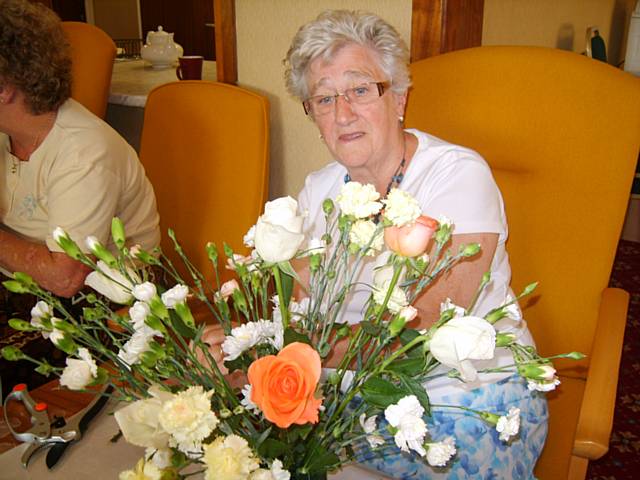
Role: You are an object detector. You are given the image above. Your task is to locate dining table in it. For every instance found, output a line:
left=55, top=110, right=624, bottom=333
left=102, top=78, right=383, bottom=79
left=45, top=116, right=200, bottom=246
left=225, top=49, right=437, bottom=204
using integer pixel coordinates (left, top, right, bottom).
left=106, top=59, right=217, bottom=152
left=0, top=379, right=392, bottom=479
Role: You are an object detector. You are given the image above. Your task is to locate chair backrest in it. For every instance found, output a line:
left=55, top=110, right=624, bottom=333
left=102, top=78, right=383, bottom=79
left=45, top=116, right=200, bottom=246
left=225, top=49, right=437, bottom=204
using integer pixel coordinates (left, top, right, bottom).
left=61, top=22, right=116, bottom=118
left=139, top=81, right=270, bottom=281
left=405, top=46, right=640, bottom=372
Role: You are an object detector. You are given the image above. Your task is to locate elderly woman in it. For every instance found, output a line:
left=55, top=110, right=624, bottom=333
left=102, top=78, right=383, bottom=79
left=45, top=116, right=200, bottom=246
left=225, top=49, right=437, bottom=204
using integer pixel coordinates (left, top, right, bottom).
left=284, top=10, right=548, bottom=479
left=0, top=0, right=159, bottom=297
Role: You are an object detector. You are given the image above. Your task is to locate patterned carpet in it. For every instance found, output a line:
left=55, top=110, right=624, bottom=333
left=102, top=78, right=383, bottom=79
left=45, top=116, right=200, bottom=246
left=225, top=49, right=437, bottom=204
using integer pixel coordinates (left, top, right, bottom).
left=587, top=239, right=640, bottom=479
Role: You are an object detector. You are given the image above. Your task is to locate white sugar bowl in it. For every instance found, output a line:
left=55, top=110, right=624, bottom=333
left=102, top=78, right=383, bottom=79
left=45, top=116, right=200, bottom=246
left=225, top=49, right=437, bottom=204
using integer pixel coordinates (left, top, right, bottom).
left=141, top=26, right=183, bottom=69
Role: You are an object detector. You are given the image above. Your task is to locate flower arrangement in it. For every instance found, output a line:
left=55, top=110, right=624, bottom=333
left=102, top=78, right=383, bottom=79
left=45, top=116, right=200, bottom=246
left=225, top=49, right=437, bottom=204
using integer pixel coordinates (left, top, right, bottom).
left=1, top=183, right=582, bottom=480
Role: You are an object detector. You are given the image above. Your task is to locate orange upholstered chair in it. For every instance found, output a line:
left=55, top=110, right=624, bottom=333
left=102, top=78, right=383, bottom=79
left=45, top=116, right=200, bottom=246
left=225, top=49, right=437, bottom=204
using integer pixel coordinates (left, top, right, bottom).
left=61, top=22, right=116, bottom=118
left=139, top=81, right=270, bottom=281
left=405, top=46, right=640, bottom=479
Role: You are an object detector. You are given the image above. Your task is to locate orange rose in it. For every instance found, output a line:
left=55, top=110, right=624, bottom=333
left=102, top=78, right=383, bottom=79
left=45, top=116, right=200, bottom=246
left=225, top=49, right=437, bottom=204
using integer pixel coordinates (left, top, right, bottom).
left=384, top=215, right=439, bottom=257
left=248, top=342, right=322, bottom=428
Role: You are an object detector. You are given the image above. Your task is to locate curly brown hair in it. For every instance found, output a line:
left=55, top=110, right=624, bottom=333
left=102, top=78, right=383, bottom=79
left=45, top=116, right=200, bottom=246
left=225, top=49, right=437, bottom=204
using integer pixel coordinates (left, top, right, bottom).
left=0, top=0, right=71, bottom=114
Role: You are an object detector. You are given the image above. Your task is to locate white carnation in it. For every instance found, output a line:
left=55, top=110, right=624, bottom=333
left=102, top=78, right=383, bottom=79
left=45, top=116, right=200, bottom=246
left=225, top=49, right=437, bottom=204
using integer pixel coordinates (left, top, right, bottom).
left=439, top=298, right=466, bottom=318
left=59, top=348, right=98, bottom=390
left=203, top=434, right=260, bottom=480
left=527, top=378, right=561, bottom=392
left=426, top=437, right=456, bottom=467
left=240, top=384, right=260, bottom=415
left=496, top=407, right=521, bottom=442
left=132, top=282, right=157, bottom=303
left=222, top=322, right=264, bottom=361
left=359, top=413, right=385, bottom=448
left=384, top=395, right=427, bottom=456
left=129, top=301, right=151, bottom=329
left=161, top=284, right=189, bottom=308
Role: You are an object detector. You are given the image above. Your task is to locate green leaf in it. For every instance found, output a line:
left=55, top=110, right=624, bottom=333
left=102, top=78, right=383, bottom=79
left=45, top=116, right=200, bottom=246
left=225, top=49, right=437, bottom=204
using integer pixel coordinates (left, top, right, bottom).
left=284, top=328, right=311, bottom=346
left=35, top=361, right=55, bottom=377
left=396, top=373, right=431, bottom=415
left=360, top=376, right=407, bottom=408
left=359, top=321, right=381, bottom=337
left=278, top=264, right=294, bottom=309
left=399, top=329, right=423, bottom=358
left=169, top=311, right=196, bottom=339
left=386, top=356, right=427, bottom=376
left=304, top=445, right=341, bottom=474
left=257, top=438, right=288, bottom=459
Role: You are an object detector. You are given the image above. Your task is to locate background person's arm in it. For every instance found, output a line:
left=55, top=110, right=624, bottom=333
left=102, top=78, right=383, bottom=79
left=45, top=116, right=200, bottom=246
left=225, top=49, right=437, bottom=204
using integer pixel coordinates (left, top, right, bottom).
left=0, top=227, right=91, bottom=297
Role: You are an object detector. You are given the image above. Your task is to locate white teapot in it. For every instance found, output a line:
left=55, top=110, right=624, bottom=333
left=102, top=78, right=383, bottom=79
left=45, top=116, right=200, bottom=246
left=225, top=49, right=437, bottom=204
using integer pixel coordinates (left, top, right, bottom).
left=141, top=26, right=183, bottom=69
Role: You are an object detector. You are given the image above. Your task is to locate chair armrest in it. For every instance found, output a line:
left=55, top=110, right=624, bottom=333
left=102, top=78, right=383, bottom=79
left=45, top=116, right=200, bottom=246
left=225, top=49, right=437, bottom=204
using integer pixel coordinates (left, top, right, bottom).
left=573, top=287, right=629, bottom=459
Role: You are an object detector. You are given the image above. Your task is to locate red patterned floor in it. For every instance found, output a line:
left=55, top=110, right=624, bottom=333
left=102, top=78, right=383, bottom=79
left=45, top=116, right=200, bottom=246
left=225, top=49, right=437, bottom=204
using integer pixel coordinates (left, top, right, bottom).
left=587, top=240, right=640, bottom=479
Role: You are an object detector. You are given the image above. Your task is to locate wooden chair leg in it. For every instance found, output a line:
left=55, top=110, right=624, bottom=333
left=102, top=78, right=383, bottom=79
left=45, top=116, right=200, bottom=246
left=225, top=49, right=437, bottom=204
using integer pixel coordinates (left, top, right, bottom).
left=567, top=455, right=588, bottom=480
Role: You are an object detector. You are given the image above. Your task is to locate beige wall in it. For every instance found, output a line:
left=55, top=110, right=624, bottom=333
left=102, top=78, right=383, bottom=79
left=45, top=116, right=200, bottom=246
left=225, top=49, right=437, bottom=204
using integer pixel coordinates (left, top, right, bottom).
left=482, top=0, right=637, bottom=66
left=237, top=0, right=632, bottom=199
left=236, top=0, right=412, bottom=199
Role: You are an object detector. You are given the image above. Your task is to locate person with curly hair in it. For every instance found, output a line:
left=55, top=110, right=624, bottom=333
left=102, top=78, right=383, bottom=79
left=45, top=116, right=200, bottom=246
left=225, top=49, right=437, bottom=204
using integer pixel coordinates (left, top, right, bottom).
left=0, top=0, right=160, bottom=297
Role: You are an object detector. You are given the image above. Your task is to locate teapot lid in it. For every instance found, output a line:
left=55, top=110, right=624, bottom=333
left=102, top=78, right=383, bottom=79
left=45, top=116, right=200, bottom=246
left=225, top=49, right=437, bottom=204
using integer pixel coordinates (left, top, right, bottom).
left=147, top=26, right=172, bottom=40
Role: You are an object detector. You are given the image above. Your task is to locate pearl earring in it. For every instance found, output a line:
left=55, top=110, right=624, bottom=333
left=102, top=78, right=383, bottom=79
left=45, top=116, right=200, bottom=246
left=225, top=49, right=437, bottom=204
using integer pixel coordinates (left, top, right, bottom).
left=398, top=115, right=404, bottom=123
left=319, top=134, right=324, bottom=140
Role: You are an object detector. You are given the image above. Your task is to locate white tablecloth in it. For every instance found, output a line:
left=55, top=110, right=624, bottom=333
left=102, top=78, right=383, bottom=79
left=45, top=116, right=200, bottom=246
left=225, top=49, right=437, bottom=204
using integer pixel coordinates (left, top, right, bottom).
left=0, top=402, right=391, bottom=479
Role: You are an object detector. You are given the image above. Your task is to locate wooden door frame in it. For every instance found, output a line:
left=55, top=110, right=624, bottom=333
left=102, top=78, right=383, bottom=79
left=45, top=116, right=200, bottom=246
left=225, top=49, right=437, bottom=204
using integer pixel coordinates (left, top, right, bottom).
left=213, top=0, right=484, bottom=84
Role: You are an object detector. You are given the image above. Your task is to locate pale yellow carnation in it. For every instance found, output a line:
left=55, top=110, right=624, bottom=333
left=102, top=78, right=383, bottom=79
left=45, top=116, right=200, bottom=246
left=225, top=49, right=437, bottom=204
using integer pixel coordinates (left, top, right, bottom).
left=382, top=189, right=421, bottom=226
left=158, top=386, right=218, bottom=453
left=119, top=458, right=163, bottom=480
left=336, top=182, right=382, bottom=218
left=349, top=220, right=383, bottom=254
left=203, top=435, right=260, bottom=480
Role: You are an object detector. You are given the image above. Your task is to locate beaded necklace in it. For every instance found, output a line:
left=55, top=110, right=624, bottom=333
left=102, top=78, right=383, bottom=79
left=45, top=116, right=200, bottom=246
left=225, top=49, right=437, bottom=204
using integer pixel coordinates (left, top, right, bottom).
left=343, top=136, right=408, bottom=195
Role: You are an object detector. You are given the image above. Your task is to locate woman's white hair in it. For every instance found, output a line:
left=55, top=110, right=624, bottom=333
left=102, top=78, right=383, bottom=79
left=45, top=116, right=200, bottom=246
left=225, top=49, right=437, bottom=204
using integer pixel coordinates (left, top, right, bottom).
left=284, top=10, right=411, bottom=101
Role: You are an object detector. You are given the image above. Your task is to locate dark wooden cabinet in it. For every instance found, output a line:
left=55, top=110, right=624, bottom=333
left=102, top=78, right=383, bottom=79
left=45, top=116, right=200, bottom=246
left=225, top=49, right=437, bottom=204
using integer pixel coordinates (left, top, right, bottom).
left=140, top=0, right=215, bottom=60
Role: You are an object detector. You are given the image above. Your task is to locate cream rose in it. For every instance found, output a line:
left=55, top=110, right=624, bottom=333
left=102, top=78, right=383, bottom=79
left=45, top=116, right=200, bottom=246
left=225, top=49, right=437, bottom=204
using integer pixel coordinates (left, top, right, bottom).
left=254, top=197, right=305, bottom=263
left=429, top=316, right=496, bottom=382
left=114, top=386, right=173, bottom=450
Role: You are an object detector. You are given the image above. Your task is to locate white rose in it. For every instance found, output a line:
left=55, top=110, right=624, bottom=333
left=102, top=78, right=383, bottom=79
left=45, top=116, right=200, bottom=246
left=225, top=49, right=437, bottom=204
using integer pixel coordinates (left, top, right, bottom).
left=133, top=282, right=157, bottom=303
left=59, top=348, right=98, bottom=390
left=84, top=261, right=136, bottom=304
left=161, top=284, right=189, bottom=308
left=114, top=386, right=173, bottom=449
left=336, top=182, right=382, bottom=218
left=244, top=224, right=256, bottom=247
left=429, top=316, right=496, bottom=382
left=382, top=188, right=422, bottom=226
left=254, top=197, right=305, bottom=263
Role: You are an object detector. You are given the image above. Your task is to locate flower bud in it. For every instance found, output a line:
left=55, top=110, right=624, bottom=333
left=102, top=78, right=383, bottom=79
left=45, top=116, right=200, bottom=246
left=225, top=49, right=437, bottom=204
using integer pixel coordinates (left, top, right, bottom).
left=111, top=218, right=126, bottom=249
left=53, top=227, right=83, bottom=260
left=2, top=280, right=29, bottom=294
left=460, top=243, right=481, bottom=257
left=85, top=236, right=117, bottom=267
left=495, top=332, right=516, bottom=347
left=8, top=319, right=36, bottom=331
left=1, top=346, right=25, bottom=361
left=322, top=199, right=334, bottom=215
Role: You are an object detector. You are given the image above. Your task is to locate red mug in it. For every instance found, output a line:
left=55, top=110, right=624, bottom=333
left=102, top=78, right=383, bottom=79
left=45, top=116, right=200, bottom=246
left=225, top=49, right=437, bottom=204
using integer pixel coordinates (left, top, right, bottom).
left=176, top=56, right=204, bottom=80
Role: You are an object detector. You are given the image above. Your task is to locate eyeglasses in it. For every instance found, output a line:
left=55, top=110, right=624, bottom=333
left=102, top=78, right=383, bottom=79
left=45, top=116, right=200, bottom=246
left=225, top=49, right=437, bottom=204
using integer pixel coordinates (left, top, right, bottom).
left=302, top=81, right=390, bottom=116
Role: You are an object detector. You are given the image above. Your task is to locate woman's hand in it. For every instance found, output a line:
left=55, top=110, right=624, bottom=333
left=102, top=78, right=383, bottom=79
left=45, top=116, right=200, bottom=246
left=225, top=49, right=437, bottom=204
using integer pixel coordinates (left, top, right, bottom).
left=193, top=323, right=228, bottom=375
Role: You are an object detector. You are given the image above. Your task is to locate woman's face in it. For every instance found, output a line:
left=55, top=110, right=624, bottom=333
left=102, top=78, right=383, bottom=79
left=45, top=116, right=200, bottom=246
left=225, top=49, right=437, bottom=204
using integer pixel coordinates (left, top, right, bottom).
left=305, top=43, right=406, bottom=173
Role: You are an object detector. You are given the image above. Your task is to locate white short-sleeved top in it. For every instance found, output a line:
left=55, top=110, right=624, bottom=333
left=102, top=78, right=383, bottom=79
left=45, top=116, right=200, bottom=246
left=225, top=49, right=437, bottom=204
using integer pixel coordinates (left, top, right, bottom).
left=0, top=99, right=160, bottom=255
left=298, top=130, right=533, bottom=394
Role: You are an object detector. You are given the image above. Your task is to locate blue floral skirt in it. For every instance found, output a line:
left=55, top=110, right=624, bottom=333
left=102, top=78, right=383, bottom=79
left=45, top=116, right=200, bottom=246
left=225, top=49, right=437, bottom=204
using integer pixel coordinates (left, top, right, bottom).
left=355, top=375, right=548, bottom=479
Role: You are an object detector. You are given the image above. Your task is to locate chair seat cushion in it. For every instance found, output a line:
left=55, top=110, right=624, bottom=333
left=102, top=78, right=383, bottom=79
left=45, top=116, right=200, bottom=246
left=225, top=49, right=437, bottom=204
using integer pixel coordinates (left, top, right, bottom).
left=534, top=375, right=585, bottom=479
